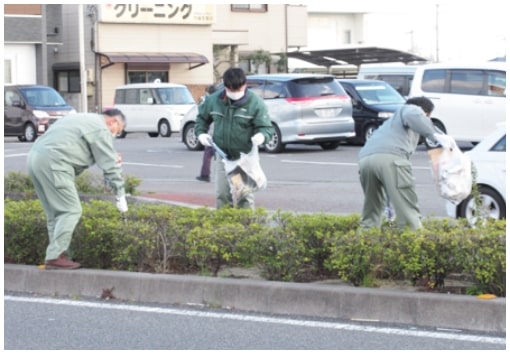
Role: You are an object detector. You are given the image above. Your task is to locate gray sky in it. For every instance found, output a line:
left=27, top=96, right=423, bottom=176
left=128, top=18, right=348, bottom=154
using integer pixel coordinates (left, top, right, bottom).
left=305, top=1, right=507, bottom=61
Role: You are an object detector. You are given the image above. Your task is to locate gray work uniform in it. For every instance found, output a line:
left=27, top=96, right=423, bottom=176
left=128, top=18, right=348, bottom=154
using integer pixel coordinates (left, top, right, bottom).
left=27, top=113, right=125, bottom=261
left=358, top=104, right=437, bottom=230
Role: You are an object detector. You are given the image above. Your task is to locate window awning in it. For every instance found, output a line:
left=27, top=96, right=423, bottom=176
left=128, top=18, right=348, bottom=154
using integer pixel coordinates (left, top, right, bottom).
left=52, top=62, right=80, bottom=71
left=286, top=46, right=427, bottom=67
left=99, top=52, right=209, bottom=70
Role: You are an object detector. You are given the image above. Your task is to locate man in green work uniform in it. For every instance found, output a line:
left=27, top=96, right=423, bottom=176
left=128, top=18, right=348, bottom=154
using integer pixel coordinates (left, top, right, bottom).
left=27, top=108, right=128, bottom=269
left=358, top=96, right=455, bottom=230
left=194, top=67, right=274, bottom=209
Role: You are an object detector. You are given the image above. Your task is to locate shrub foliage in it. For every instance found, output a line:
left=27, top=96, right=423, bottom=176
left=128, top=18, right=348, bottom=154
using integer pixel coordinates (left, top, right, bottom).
left=4, top=198, right=506, bottom=297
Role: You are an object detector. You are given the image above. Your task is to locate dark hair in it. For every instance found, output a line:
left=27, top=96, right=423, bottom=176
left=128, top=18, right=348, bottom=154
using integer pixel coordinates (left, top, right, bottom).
left=405, top=96, right=434, bottom=114
left=102, top=108, right=125, bottom=123
left=222, top=68, right=246, bottom=90
left=206, top=84, right=217, bottom=95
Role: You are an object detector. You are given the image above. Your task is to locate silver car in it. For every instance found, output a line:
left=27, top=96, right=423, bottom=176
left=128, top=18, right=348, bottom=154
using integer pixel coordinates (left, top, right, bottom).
left=181, top=74, right=355, bottom=153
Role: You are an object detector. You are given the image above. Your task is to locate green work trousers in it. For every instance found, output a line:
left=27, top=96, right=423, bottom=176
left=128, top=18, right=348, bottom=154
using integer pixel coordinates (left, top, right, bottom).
left=27, top=149, right=82, bottom=261
left=359, top=153, right=422, bottom=230
left=214, top=154, right=254, bottom=210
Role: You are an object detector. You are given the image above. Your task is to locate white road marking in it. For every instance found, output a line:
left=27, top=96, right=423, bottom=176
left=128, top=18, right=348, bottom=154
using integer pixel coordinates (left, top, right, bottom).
left=3, top=153, right=182, bottom=169
left=280, top=159, right=432, bottom=170
left=122, top=162, right=183, bottom=168
left=4, top=296, right=504, bottom=345
left=4, top=153, right=28, bottom=158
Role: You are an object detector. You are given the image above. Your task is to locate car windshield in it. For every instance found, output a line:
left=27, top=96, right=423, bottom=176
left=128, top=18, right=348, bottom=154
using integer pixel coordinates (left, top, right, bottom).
left=19, top=87, right=67, bottom=107
left=156, top=87, right=195, bottom=105
left=355, top=83, right=405, bottom=105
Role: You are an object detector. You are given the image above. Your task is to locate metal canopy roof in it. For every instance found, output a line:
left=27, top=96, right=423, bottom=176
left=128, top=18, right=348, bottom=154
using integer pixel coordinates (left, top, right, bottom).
left=100, top=52, right=209, bottom=70
left=286, top=46, right=427, bottom=67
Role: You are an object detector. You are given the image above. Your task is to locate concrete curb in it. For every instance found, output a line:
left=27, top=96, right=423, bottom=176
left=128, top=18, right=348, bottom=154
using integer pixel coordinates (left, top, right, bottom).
left=4, top=264, right=505, bottom=335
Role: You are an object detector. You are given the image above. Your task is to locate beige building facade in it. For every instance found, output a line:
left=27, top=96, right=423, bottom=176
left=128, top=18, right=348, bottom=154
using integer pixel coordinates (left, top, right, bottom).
left=59, top=4, right=308, bottom=111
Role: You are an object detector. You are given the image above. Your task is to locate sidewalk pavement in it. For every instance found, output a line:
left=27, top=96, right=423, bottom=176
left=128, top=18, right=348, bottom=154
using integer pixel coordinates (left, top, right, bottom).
left=4, top=196, right=506, bottom=335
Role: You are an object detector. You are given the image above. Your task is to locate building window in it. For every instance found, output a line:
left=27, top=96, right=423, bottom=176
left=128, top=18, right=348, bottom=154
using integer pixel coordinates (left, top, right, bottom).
left=231, top=4, right=267, bottom=12
left=4, top=59, right=12, bottom=84
left=127, top=71, right=168, bottom=84
left=344, top=30, right=351, bottom=44
left=56, top=70, right=80, bottom=93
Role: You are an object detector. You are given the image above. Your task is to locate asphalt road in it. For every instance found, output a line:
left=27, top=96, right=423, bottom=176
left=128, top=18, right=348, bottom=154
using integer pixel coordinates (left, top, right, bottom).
left=4, top=293, right=504, bottom=350
left=4, top=134, right=474, bottom=217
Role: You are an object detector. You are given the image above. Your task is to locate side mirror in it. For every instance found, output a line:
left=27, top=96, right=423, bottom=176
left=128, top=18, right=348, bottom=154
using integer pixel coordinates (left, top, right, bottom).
left=11, top=100, right=23, bottom=108
left=352, top=99, right=362, bottom=110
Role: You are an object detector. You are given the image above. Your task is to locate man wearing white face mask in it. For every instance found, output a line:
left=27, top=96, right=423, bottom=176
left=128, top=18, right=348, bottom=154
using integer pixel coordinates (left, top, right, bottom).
left=27, top=109, right=128, bottom=269
left=195, top=67, right=274, bottom=209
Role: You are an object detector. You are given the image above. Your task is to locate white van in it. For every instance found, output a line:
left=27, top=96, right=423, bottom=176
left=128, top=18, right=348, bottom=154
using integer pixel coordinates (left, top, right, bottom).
left=357, top=64, right=418, bottom=97
left=409, top=62, right=506, bottom=146
left=113, top=82, right=196, bottom=138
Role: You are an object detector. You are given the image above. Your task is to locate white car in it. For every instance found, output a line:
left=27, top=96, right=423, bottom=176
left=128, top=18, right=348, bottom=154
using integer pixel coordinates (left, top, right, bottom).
left=446, top=124, right=506, bottom=225
left=113, top=82, right=196, bottom=138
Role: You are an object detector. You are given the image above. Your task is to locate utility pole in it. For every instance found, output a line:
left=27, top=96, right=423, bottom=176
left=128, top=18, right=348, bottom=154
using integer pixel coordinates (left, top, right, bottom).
left=435, top=4, right=439, bottom=62
left=406, top=30, right=415, bottom=53
left=79, top=4, right=88, bottom=112
left=41, top=4, right=48, bottom=85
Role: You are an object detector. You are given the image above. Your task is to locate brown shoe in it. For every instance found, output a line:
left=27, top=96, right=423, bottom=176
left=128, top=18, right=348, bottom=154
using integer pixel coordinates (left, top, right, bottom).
left=45, top=254, right=81, bottom=270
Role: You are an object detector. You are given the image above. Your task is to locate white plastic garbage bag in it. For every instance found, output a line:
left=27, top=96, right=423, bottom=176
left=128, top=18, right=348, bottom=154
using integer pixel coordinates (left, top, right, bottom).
left=428, top=145, right=472, bottom=205
left=223, top=144, right=267, bottom=202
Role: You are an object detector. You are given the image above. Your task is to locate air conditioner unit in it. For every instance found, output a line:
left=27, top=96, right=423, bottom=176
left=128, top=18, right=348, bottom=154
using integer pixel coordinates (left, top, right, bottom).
left=86, top=69, right=94, bottom=82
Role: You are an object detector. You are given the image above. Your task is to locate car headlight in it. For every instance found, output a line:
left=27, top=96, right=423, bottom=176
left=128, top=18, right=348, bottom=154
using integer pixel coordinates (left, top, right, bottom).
left=32, top=110, right=50, bottom=119
left=37, top=118, right=49, bottom=132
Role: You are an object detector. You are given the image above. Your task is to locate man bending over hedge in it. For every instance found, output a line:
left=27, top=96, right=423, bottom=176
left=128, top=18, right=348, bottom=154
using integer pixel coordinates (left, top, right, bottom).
left=27, top=108, right=128, bottom=269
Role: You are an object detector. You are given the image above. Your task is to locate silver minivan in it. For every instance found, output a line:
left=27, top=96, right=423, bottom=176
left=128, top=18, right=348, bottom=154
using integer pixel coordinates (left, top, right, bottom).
left=113, top=82, right=196, bottom=138
left=181, top=74, right=355, bottom=153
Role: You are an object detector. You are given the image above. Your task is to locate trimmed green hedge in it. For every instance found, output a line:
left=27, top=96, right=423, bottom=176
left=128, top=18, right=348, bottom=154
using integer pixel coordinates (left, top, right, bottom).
left=4, top=170, right=142, bottom=196
left=4, top=198, right=506, bottom=297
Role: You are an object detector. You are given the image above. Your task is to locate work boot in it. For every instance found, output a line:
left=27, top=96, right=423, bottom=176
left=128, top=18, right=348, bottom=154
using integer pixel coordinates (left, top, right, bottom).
left=196, top=175, right=210, bottom=182
left=45, top=254, right=81, bottom=270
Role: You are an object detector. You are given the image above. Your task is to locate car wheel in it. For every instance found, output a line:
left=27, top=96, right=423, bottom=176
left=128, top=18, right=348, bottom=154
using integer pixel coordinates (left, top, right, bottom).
left=148, top=132, right=159, bottom=138
left=183, top=123, right=204, bottom=151
left=116, top=130, right=127, bottom=139
left=319, top=141, right=341, bottom=150
left=458, top=186, right=506, bottom=225
left=264, top=124, right=284, bottom=153
left=158, top=120, right=171, bottom=137
left=17, top=136, right=27, bottom=142
left=363, top=124, right=378, bottom=143
left=424, top=120, right=446, bottom=149
left=23, top=123, right=36, bottom=142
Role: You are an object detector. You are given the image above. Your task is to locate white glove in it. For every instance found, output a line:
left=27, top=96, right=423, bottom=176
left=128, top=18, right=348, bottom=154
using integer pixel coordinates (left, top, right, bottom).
left=115, top=195, right=128, bottom=213
left=198, top=134, right=212, bottom=147
left=433, top=133, right=456, bottom=150
left=251, top=132, right=265, bottom=146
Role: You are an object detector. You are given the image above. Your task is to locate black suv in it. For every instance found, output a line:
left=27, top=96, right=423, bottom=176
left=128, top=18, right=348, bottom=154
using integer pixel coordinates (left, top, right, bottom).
left=338, top=79, right=405, bottom=144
